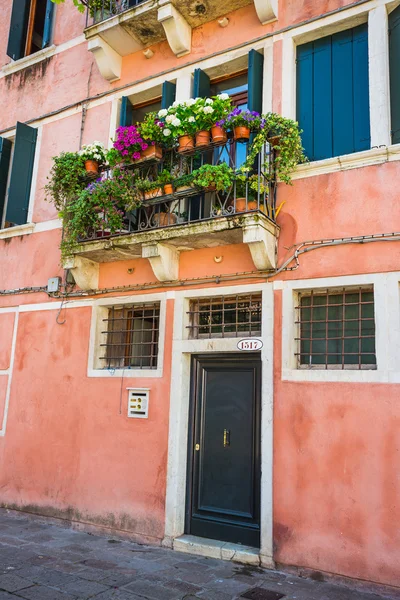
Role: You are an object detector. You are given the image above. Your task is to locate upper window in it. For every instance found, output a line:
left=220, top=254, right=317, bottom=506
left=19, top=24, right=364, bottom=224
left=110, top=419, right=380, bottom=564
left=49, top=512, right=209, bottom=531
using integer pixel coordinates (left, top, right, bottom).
left=296, top=24, right=371, bottom=162
left=7, top=0, right=55, bottom=62
left=0, top=123, right=37, bottom=229
left=389, top=5, right=400, bottom=144
left=295, top=288, right=376, bottom=369
left=101, top=303, right=160, bottom=370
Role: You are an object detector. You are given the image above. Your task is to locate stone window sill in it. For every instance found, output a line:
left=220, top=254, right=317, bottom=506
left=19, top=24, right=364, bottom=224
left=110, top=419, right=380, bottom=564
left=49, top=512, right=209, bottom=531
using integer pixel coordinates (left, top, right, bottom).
left=291, top=144, right=400, bottom=180
left=0, top=223, right=35, bottom=240
left=1, top=46, right=56, bottom=77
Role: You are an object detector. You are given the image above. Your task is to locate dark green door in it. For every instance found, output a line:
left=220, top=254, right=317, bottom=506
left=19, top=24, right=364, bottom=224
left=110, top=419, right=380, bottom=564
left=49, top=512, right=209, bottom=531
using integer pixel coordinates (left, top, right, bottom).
left=187, top=354, right=261, bottom=547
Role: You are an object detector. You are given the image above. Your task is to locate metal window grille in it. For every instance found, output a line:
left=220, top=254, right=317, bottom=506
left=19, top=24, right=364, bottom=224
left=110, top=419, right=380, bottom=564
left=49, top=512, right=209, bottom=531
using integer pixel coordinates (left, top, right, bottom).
left=187, top=294, right=262, bottom=339
left=100, top=303, right=160, bottom=369
left=295, top=288, right=376, bottom=369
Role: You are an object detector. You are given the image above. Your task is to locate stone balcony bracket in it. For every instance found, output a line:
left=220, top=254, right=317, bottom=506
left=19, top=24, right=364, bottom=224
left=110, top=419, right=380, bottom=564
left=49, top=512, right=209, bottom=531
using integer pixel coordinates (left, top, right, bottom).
left=157, top=2, right=192, bottom=58
left=87, top=36, right=122, bottom=82
left=142, top=241, right=180, bottom=281
left=253, top=0, right=278, bottom=24
left=63, top=256, right=100, bottom=291
left=242, top=215, right=278, bottom=270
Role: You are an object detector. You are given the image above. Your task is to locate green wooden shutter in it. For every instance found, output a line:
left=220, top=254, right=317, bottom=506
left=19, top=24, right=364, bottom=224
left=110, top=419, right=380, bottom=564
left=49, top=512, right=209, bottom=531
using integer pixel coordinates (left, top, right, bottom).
left=6, top=123, right=37, bottom=226
left=42, top=0, right=55, bottom=48
left=296, top=43, right=314, bottom=161
left=7, top=0, right=30, bottom=61
left=297, top=24, right=370, bottom=161
left=193, top=68, right=210, bottom=98
left=0, top=138, right=12, bottom=225
left=248, top=49, right=264, bottom=114
left=389, top=6, right=400, bottom=144
left=161, top=81, right=176, bottom=110
left=313, top=37, right=333, bottom=161
left=120, top=96, right=134, bottom=127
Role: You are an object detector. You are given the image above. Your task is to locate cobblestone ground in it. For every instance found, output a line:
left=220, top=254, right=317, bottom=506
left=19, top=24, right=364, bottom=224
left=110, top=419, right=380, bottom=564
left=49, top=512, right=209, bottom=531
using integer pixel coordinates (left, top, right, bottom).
left=0, top=509, right=398, bottom=600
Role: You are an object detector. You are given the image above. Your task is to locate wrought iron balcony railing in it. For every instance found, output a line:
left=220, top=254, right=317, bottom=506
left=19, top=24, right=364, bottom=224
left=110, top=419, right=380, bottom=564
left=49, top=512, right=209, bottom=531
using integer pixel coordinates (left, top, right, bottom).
left=78, top=138, right=277, bottom=244
left=85, top=0, right=147, bottom=26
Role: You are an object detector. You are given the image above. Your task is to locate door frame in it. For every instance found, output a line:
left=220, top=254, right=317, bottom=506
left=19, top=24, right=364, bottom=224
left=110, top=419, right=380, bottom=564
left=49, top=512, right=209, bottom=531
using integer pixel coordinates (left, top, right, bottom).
left=163, top=283, right=274, bottom=566
left=185, top=353, right=262, bottom=546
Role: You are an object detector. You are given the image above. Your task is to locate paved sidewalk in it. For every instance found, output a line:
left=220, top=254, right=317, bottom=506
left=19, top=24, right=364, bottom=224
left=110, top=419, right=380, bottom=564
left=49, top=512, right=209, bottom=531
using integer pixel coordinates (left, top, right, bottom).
left=0, top=509, right=397, bottom=600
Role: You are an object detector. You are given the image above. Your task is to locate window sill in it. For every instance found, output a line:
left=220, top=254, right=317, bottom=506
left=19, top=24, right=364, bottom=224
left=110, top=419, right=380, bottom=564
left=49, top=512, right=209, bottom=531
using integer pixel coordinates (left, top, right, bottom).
left=87, top=367, right=163, bottom=378
left=291, top=144, right=400, bottom=180
left=1, top=45, right=56, bottom=77
left=0, top=223, right=35, bottom=239
left=282, top=367, right=394, bottom=383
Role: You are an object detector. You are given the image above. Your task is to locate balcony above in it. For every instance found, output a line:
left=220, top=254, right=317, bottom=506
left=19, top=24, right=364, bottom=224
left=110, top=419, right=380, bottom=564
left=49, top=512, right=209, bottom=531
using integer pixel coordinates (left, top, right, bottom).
left=84, top=0, right=278, bottom=81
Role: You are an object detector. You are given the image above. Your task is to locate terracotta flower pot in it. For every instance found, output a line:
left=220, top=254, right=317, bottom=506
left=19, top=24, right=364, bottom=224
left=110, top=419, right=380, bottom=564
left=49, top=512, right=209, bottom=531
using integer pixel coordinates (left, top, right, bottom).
left=235, top=197, right=257, bottom=212
left=153, top=212, right=177, bottom=227
left=267, top=135, right=281, bottom=147
left=85, top=159, right=99, bottom=174
left=164, top=183, right=173, bottom=195
left=178, top=135, right=195, bottom=153
left=211, top=125, right=227, bottom=144
left=141, top=145, right=163, bottom=160
left=144, top=187, right=162, bottom=201
left=195, top=130, right=211, bottom=147
left=233, top=126, right=251, bottom=142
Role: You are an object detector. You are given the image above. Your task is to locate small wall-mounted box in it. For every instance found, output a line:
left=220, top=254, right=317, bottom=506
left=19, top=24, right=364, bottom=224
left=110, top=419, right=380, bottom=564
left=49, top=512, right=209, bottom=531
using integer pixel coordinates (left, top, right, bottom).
left=127, top=388, right=149, bottom=419
left=47, top=277, right=61, bottom=293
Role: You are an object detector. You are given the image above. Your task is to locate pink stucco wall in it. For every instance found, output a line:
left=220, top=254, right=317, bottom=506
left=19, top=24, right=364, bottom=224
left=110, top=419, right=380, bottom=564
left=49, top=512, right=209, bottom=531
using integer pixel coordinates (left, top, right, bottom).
left=0, top=0, right=399, bottom=589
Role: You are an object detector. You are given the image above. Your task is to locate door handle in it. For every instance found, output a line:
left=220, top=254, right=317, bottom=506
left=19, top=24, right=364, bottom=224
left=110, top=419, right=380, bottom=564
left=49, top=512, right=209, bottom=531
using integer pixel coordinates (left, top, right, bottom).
left=223, top=429, right=230, bottom=448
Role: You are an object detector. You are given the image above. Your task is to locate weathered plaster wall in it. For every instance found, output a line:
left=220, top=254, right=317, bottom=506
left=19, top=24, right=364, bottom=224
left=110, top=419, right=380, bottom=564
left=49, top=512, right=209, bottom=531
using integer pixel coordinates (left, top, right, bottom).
left=273, top=289, right=400, bottom=588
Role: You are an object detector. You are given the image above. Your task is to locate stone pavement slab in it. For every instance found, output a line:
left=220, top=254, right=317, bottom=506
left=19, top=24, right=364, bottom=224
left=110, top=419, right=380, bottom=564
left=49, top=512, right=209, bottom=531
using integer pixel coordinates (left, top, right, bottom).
left=0, top=508, right=398, bottom=600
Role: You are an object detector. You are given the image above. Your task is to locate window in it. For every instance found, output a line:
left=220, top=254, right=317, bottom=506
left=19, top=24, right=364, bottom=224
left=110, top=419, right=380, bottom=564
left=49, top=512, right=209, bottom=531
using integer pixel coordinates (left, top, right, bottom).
left=187, top=294, right=262, bottom=339
left=389, top=5, right=400, bottom=144
left=296, top=24, right=370, bottom=161
left=101, top=303, right=160, bottom=369
left=0, top=123, right=38, bottom=229
left=295, top=288, right=376, bottom=369
left=119, top=81, right=176, bottom=127
left=7, top=0, right=55, bottom=62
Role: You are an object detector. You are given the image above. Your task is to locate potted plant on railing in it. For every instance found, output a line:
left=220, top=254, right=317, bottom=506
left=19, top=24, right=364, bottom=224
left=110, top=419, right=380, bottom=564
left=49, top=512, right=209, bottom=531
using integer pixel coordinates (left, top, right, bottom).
left=112, top=125, right=148, bottom=164
left=137, top=112, right=166, bottom=160
left=158, top=169, right=174, bottom=195
left=241, top=113, right=305, bottom=185
left=135, top=177, right=163, bottom=201
left=218, top=108, right=262, bottom=142
left=59, top=169, right=140, bottom=258
left=173, top=173, right=196, bottom=193
left=78, top=141, right=107, bottom=174
left=158, top=100, right=198, bottom=152
left=45, top=151, right=87, bottom=214
left=209, top=94, right=233, bottom=143
left=192, top=163, right=234, bottom=192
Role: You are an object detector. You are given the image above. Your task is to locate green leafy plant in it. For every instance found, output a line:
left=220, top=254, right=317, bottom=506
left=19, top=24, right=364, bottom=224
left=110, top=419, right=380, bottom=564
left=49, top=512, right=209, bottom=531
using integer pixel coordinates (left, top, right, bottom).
left=157, top=169, right=173, bottom=185
left=174, top=173, right=195, bottom=189
left=60, top=170, right=141, bottom=257
left=50, top=0, right=117, bottom=18
left=135, top=178, right=162, bottom=193
left=138, top=112, right=167, bottom=146
left=241, top=114, right=305, bottom=184
left=192, top=163, right=234, bottom=192
left=44, top=151, right=87, bottom=213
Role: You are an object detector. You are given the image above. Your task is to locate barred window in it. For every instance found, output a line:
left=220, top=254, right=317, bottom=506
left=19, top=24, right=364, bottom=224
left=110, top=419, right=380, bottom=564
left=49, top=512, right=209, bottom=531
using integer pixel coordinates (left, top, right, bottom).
left=295, top=288, right=376, bottom=369
left=100, top=303, right=160, bottom=369
left=187, top=294, right=262, bottom=339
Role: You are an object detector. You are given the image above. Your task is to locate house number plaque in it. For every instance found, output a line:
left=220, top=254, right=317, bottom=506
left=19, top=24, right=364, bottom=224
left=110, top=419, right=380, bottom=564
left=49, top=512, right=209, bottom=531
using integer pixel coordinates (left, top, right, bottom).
left=237, top=338, right=263, bottom=351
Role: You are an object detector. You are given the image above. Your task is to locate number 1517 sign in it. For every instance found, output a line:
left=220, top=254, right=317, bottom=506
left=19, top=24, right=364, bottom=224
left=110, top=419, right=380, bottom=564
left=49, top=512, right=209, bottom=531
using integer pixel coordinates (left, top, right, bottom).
left=237, top=338, right=263, bottom=351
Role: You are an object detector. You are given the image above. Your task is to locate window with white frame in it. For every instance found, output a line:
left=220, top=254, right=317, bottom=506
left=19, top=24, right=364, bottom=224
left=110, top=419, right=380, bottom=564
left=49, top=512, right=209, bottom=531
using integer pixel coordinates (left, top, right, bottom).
left=295, top=287, right=376, bottom=369
left=100, top=303, right=160, bottom=370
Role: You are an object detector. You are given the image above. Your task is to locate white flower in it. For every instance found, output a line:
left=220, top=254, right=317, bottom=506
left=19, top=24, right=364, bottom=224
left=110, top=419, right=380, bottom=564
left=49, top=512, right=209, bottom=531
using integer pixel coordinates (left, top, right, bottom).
left=186, top=98, right=196, bottom=106
left=165, top=114, right=175, bottom=124
left=217, top=93, right=229, bottom=100
left=203, top=106, right=214, bottom=114
left=188, top=116, right=195, bottom=123
left=205, top=98, right=213, bottom=104
left=163, top=128, right=172, bottom=136
left=158, top=109, right=168, bottom=117
left=172, top=118, right=181, bottom=127
left=172, top=100, right=180, bottom=108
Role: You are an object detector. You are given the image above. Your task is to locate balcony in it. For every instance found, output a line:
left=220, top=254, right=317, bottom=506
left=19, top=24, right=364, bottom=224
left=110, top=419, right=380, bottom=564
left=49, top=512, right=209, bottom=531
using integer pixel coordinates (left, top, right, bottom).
left=84, top=0, right=278, bottom=80
left=65, top=139, right=279, bottom=288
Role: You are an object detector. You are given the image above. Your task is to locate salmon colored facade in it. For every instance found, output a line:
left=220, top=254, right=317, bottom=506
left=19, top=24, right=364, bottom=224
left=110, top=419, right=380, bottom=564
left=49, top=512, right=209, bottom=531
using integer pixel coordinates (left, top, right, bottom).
left=1, top=0, right=400, bottom=591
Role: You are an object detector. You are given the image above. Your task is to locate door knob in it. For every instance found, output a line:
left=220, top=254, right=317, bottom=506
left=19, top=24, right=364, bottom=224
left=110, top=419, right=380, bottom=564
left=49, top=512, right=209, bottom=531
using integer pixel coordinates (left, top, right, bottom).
left=223, top=429, right=230, bottom=448
left=195, top=444, right=200, bottom=451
